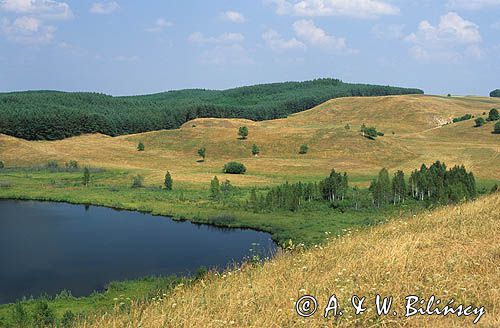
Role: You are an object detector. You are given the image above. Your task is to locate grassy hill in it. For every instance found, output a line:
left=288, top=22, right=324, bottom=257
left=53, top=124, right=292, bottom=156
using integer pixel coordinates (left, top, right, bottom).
left=0, top=79, right=423, bottom=140
left=1, top=94, right=499, bottom=184
left=79, top=192, right=500, bottom=327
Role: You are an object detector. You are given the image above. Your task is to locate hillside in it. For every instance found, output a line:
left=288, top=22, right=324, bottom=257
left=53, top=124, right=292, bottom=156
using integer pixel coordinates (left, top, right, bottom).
left=79, top=192, right=500, bottom=327
left=0, top=79, right=423, bottom=140
left=1, top=95, right=499, bottom=184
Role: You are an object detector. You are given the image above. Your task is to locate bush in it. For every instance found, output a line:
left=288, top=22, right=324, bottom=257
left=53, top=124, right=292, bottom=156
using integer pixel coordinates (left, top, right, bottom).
left=494, top=121, right=500, bottom=134
left=137, top=142, right=145, bottom=151
left=487, top=108, right=499, bottom=121
left=10, top=302, right=29, bottom=328
left=452, top=113, right=472, bottom=123
left=223, top=162, right=246, bottom=174
left=0, top=160, right=4, bottom=169
left=132, top=175, right=144, bottom=188
left=251, top=144, right=260, bottom=156
left=32, top=301, right=55, bottom=328
left=299, top=144, right=308, bottom=154
left=47, top=160, right=59, bottom=169
left=61, top=310, right=76, bottom=328
left=474, top=117, right=486, bottom=127
left=238, top=126, right=249, bottom=139
left=65, top=160, right=78, bottom=169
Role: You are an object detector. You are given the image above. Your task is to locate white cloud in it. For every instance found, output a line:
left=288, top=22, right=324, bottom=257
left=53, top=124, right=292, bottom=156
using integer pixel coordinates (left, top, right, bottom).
left=0, top=0, right=73, bottom=20
left=145, top=18, right=173, bottom=32
left=266, top=0, right=399, bottom=19
left=406, top=12, right=482, bottom=61
left=262, top=29, right=306, bottom=52
left=199, top=44, right=253, bottom=66
left=447, top=0, right=500, bottom=10
left=188, top=32, right=245, bottom=44
left=220, top=10, right=246, bottom=23
left=1, top=16, right=55, bottom=44
left=293, top=19, right=354, bottom=53
left=89, top=1, right=119, bottom=15
left=371, top=24, right=404, bottom=40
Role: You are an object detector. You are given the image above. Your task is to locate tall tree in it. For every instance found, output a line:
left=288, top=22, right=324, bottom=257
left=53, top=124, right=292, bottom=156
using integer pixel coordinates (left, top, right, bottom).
left=391, top=170, right=407, bottom=205
left=210, top=176, right=221, bottom=200
left=82, top=167, right=91, bottom=187
left=252, top=144, right=260, bottom=156
left=164, top=171, right=173, bottom=190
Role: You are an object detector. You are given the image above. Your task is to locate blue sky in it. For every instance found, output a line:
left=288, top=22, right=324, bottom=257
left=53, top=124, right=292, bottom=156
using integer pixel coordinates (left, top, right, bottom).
left=0, top=0, right=499, bottom=95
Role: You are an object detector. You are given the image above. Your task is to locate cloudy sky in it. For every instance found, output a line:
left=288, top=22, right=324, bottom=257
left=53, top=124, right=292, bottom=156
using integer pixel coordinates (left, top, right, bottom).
left=0, top=0, right=499, bottom=95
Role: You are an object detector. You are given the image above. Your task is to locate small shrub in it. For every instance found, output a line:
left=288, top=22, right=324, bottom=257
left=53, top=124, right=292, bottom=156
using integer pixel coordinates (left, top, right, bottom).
left=32, top=301, right=55, bottom=328
left=47, top=160, right=59, bottom=169
left=452, top=114, right=472, bottom=123
left=238, top=126, right=249, bottom=139
left=299, top=144, right=308, bottom=154
left=223, top=162, right=246, bottom=174
left=207, top=214, right=236, bottom=225
left=137, top=142, right=145, bottom=151
left=61, top=310, right=76, bottom=328
left=0, top=160, right=4, bottom=169
left=487, top=108, right=500, bottom=121
left=131, top=175, right=144, bottom=188
left=164, top=171, right=173, bottom=190
left=10, top=302, right=29, bottom=328
left=251, top=144, right=260, bottom=156
left=494, top=121, right=500, bottom=134
left=197, top=147, right=206, bottom=162
left=474, top=117, right=486, bottom=127
left=65, top=160, right=78, bottom=169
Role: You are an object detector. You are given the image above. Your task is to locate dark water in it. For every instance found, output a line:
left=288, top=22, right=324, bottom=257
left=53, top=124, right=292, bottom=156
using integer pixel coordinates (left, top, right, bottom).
left=0, top=200, right=276, bottom=304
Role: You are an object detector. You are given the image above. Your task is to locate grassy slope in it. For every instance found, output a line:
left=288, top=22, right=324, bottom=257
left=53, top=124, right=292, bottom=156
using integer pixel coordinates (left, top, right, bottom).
left=1, top=94, right=499, bottom=185
left=80, top=192, right=500, bottom=328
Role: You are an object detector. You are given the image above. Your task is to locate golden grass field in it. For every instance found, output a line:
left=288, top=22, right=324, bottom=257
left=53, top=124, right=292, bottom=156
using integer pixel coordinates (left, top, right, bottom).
left=78, top=191, right=500, bottom=328
left=1, top=95, right=499, bottom=187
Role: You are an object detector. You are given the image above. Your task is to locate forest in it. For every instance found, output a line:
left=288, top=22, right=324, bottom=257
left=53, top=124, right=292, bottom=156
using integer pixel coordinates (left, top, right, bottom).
left=0, top=79, right=423, bottom=140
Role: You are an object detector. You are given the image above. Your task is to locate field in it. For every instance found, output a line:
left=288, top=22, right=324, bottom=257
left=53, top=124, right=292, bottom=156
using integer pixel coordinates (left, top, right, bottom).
left=79, top=192, right=500, bottom=327
left=0, top=94, right=499, bottom=326
left=1, top=95, right=499, bottom=187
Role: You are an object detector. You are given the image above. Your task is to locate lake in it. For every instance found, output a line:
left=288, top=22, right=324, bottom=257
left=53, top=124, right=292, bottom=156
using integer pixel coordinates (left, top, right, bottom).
left=0, top=200, right=276, bottom=304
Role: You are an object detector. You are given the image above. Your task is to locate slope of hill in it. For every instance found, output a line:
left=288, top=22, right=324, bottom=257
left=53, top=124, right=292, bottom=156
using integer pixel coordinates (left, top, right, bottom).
left=79, top=192, right=500, bottom=328
left=1, top=95, right=498, bottom=183
left=0, top=79, right=423, bottom=140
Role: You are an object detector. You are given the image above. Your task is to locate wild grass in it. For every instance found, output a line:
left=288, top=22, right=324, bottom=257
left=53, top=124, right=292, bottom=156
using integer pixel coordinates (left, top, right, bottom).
left=78, top=192, right=500, bottom=328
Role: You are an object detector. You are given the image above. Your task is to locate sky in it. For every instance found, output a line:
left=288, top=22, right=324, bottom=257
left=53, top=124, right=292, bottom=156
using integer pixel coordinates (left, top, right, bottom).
left=0, top=0, right=499, bottom=96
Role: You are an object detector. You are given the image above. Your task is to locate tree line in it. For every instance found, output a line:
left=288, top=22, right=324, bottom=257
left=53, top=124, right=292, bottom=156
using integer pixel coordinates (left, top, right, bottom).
left=0, top=79, right=423, bottom=140
left=246, top=161, right=479, bottom=212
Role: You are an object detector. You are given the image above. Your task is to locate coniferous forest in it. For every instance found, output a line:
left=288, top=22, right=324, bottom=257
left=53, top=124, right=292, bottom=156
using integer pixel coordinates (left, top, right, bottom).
left=0, top=78, right=423, bottom=140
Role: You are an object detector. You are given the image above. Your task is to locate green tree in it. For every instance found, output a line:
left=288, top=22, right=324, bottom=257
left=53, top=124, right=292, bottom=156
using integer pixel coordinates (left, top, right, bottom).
left=487, top=108, right=499, bottom=121
left=164, top=171, right=173, bottom=190
left=474, top=117, right=486, bottom=127
left=251, top=144, right=260, bottom=156
left=10, top=302, right=29, bottom=328
left=131, top=175, right=144, bottom=188
left=220, top=179, right=233, bottom=198
left=490, top=89, right=500, bottom=97
left=32, top=301, right=55, bottom=328
left=494, top=121, right=500, bottom=134
left=238, top=126, right=249, bottom=139
left=223, top=162, right=246, bottom=174
left=82, top=167, right=91, bottom=187
left=137, top=142, right=145, bottom=151
left=370, top=168, right=391, bottom=207
left=299, top=144, right=308, bottom=154
left=391, top=170, right=407, bottom=205
left=210, top=176, right=221, bottom=200
left=197, top=147, right=206, bottom=161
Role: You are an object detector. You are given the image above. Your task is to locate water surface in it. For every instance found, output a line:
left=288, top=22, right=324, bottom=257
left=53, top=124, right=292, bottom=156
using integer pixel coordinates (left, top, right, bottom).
left=0, top=200, right=276, bottom=304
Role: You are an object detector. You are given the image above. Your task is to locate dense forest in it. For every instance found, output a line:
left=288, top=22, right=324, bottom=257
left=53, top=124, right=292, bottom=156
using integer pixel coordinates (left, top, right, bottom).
left=0, top=79, right=423, bottom=140
left=491, top=89, right=500, bottom=97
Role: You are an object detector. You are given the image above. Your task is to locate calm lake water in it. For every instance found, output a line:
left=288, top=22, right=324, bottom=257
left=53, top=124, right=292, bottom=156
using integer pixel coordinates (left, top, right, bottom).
left=0, top=200, right=276, bottom=304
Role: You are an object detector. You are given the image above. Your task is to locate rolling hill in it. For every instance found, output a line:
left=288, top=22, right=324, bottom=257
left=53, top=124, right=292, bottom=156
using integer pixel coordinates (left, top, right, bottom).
left=0, top=79, right=423, bottom=140
left=1, top=94, right=499, bottom=185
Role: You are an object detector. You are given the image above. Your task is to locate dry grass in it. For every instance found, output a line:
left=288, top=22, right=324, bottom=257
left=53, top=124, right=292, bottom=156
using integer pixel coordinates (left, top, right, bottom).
left=79, top=193, right=500, bottom=328
left=1, top=95, right=499, bottom=187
